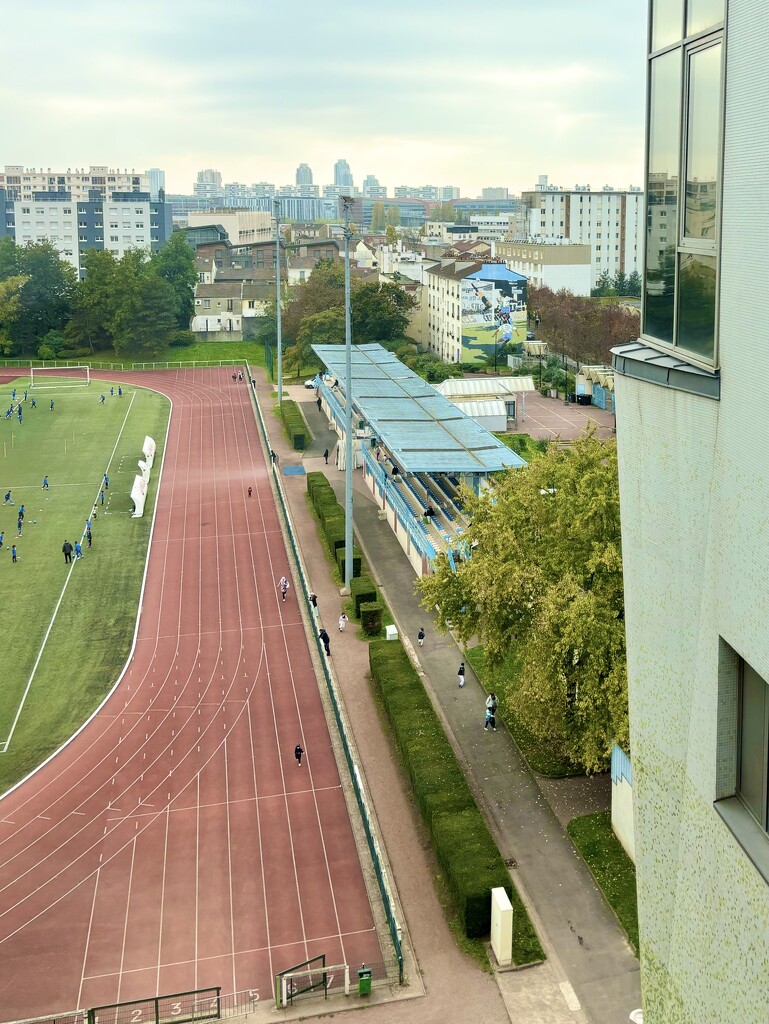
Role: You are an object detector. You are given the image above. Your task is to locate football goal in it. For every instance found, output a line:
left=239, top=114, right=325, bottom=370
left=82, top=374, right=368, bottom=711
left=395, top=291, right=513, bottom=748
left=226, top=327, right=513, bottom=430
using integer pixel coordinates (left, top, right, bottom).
left=29, top=365, right=91, bottom=388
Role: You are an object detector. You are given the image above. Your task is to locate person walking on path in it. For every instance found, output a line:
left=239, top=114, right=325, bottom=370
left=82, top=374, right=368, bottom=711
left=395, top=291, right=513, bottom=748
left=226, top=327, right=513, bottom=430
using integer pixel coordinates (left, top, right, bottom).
left=74, top=540, right=82, bottom=560
left=309, top=592, right=318, bottom=617
left=458, top=662, right=465, bottom=688
left=270, top=449, right=280, bottom=467
left=323, top=448, right=329, bottom=465
left=316, top=396, right=322, bottom=412
left=338, top=613, right=348, bottom=632
left=11, top=544, right=17, bottom=563
left=62, top=540, right=73, bottom=564
left=279, top=575, right=290, bottom=602
left=418, top=627, right=425, bottom=647
left=42, top=475, right=49, bottom=489
left=318, top=628, right=331, bottom=656
left=295, top=744, right=304, bottom=766
left=486, top=692, right=498, bottom=714
left=484, top=707, right=497, bottom=731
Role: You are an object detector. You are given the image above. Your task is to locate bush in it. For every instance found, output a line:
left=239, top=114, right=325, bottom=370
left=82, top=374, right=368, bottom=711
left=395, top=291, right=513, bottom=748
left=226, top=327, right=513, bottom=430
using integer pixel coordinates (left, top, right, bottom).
left=360, top=601, right=383, bottom=636
left=368, top=639, right=540, bottom=951
left=336, top=546, right=362, bottom=580
left=350, top=576, right=377, bottom=618
left=169, top=329, right=195, bottom=347
left=280, top=399, right=306, bottom=450
left=323, top=515, right=345, bottom=554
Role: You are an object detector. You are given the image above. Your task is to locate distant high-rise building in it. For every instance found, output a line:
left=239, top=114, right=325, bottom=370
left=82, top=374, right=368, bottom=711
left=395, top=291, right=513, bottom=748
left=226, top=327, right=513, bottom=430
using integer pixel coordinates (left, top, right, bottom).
left=363, top=174, right=387, bottom=199
left=194, top=169, right=224, bottom=201
left=0, top=164, right=150, bottom=202
left=481, top=187, right=509, bottom=200
left=441, top=186, right=461, bottom=201
left=146, top=168, right=166, bottom=200
left=334, top=159, right=353, bottom=188
left=296, top=163, right=313, bottom=185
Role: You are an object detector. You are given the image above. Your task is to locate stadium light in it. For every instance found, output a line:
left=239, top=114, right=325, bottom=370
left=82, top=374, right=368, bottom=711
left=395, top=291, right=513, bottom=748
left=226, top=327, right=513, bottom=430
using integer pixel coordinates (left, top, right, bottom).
left=341, top=195, right=355, bottom=591
left=274, top=198, right=283, bottom=406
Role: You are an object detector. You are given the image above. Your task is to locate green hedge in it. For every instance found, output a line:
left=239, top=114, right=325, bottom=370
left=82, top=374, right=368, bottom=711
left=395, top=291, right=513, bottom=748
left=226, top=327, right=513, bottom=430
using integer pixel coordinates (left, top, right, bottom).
left=360, top=601, right=383, bottom=636
left=336, top=546, right=362, bottom=580
left=280, top=399, right=307, bottom=450
left=350, top=576, right=377, bottom=618
left=369, top=639, right=543, bottom=959
left=324, top=515, right=346, bottom=554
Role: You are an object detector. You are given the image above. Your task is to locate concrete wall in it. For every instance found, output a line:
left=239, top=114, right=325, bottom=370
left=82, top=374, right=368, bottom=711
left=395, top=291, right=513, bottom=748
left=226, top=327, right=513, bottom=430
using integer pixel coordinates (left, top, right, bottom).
left=611, top=776, right=636, bottom=863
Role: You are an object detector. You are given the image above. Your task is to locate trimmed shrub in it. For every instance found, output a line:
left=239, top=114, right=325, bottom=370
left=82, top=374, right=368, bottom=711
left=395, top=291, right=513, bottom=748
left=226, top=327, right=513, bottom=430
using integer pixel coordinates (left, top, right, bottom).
left=350, top=576, right=377, bottom=618
left=324, top=515, right=346, bottom=554
left=369, top=639, right=539, bottom=950
left=280, top=399, right=307, bottom=450
left=360, top=601, right=383, bottom=636
left=336, top=546, right=362, bottom=580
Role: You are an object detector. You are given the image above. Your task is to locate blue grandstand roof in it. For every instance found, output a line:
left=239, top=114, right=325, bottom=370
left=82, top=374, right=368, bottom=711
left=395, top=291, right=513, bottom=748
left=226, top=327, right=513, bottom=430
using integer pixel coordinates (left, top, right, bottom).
left=467, top=264, right=528, bottom=283
left=311, top=343, right=526, bottom=474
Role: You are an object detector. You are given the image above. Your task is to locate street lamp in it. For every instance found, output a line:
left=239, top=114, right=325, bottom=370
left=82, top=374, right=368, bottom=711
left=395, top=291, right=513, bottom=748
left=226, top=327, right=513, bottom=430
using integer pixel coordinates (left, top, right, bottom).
left=341, top=195, right=355, bottom=592
left=274, top=198, right=283, bottom=406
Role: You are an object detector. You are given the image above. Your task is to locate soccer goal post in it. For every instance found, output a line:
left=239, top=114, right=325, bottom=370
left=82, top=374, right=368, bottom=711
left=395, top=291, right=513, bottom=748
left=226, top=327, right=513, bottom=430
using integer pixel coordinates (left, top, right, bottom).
left=29, top=365, right=91, bottom=388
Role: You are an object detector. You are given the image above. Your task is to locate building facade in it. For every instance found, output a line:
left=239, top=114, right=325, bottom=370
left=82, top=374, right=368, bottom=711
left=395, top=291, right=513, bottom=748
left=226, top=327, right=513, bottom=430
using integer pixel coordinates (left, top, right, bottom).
left=193, top=169, right=224, bottom=202
left=1, top=165, right=151, bottom=202
left=185, top=209, right=273, bottom=245
left=612, top=2, right=769, bottom=1021
left=521, top=176, right=643, bottom=288
left=295, top=163, right=313, bottom=185
left=333, top=158, right=353, bottom=188
left=4, top=189, right=172, bottom=276
left=494, top=240, right=592, bottom=296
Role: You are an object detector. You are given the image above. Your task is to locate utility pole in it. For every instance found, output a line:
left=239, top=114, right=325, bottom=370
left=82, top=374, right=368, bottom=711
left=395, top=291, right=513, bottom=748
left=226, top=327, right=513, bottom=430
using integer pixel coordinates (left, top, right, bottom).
left=274, top=198, right=283, bottom=406
left=341, top=196, right=355, bottom=591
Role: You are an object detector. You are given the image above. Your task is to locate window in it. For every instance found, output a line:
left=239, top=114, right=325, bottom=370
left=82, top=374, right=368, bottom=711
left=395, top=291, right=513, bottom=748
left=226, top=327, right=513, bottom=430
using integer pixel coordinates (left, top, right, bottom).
left=739, top=661, right=769, bottom=831
left=203, top=299, right=211, bottom=309
left=643, top=5, right=723, bottom=364
left=110, top=235, right=118, bottom=242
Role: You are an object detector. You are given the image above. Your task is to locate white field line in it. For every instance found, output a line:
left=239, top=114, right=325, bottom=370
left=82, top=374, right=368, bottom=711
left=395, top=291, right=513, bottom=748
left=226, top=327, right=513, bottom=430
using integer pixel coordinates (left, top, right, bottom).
left=0, top=392, right=139, bottom=754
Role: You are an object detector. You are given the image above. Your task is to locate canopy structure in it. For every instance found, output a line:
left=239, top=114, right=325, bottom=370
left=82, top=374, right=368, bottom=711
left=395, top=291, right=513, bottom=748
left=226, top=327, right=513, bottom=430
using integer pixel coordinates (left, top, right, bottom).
left=312, top=343, right=525, bottom=474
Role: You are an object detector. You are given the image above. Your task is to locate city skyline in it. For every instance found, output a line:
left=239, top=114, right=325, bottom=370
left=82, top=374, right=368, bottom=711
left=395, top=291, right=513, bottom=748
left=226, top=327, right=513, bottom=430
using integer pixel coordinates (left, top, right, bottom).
left=1, top=0, right=647, bottom=197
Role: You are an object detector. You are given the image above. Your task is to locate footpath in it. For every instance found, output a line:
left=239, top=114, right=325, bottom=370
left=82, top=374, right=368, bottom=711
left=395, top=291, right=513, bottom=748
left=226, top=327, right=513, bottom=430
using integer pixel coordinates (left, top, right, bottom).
left=257, top=375, right=641, bottom=1024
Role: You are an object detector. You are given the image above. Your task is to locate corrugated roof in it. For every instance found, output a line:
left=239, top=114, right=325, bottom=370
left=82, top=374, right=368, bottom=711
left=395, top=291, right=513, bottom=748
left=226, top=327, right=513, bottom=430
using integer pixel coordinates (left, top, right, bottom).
left=451, top=399, right=507, bottom=418
left=311, top=343, right=526, bottom=474
left=436, top=376, right=536, bottom=398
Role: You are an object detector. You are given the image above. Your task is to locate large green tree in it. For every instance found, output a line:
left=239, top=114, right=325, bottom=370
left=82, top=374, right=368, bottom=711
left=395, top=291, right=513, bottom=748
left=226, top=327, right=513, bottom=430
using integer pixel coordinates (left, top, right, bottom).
left=418, top=433, right=627, bottom=772
left=66, top=249, right=120, bottom=352
left=151, top=231, right=197, bottom=328
left=281, top=259, right=345, bottom=342
left=0, top=275, right=28, bottom=355
left=111, top=269, right=177, bottom=359
left=352, top=281, right=416, bottom=342
left=3, top=241, right=76, bottom=354
left=370, top=202, right=387, bottom=233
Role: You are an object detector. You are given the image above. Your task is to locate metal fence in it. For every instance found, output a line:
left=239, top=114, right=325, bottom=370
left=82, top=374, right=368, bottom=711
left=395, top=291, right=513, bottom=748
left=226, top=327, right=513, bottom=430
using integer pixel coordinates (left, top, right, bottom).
left=86, top=989, right=220, bottom=1024
left=245, top=363, right=404, bottom=983
left=0, top=359, right=124, bottom=370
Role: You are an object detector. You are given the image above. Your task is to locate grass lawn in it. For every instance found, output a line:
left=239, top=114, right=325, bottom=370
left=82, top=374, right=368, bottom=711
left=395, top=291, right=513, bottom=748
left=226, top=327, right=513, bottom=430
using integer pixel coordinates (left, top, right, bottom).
left=38, top=340, right=269, bottom=369
left=0, top=374, right=170, bottom=793
left=494, top=432, right=549, bottom=462
left=464, top=644, right=583, bottom=778
left=567, top=811, right=639, bottom=955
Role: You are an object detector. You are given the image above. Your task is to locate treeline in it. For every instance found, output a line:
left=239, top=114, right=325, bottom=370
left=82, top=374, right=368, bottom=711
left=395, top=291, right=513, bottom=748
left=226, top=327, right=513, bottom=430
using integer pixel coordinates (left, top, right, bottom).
left=0, top=233, right=196, bottom=360
left=591, top=268, right=642, bottom=298
left=528, top=286, right=639, bottom=365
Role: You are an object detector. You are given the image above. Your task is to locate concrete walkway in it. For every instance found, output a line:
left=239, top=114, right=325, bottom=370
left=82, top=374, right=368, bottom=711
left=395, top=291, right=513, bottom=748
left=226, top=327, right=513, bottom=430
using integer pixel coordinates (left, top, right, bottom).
left=257, top=378, right=641, bottom=1024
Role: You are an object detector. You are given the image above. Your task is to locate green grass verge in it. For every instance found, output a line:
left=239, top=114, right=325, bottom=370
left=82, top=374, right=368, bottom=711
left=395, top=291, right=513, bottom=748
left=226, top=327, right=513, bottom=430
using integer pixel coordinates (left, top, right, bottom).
left=63, top=340, right=267, bottom=368
left=567, top=811, right=639, bottom=955
left=464, top=645, right=582, bottom=778
left=0, top=377, right=170, bottom=793
left=369, top=639, right=543, bottom=963
left=493, top=432, right=550, bottom=462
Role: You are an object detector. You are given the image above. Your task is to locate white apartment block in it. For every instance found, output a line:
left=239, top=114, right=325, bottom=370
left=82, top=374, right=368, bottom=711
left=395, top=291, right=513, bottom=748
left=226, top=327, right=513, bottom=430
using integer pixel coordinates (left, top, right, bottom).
left=521, top=176, right=643, bottom=288
left=494, top=240, right=592, bottom=296
left=612, top=2, right=769, bottom=1021
left=469, top=215, right=517, bottom=242
left=425, top=261, right=464, bottom=363
left=185, top=210, right=273, bottom=245
left=1, top=165, right=151, bottom=203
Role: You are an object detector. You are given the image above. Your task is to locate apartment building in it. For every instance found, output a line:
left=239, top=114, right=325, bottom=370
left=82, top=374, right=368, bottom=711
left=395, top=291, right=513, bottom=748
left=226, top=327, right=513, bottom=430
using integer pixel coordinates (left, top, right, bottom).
left=2, top=188, right=172, bottom=276
left=521, top=175, right=643, bottom=288
left=612, top=2, right=769, bottom=1021
left=0, top=165, right=152, bottom=203
left=185, top=209, right=273, bottom=245
left=495, top=240, right=592, bottom=296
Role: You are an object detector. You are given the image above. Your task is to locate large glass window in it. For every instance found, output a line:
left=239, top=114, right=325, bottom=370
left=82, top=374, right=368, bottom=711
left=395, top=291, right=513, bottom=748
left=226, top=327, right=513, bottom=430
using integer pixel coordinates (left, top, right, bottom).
left=651, top=0, right=683, bottom=51
left=686, top=0, right=724, bottom=36
left=684, top=43, right=721, bottom=241
left=677, top=252, right=716, bottom=357
left=644, top=50, right=681, bottom=345
left=739, top=663, right=769, bottom=831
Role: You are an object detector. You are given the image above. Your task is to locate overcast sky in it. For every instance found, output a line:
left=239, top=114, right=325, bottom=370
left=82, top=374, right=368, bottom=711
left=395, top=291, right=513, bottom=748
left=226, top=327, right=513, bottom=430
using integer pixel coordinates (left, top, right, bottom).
left=1, top=0, right=648, bottom=196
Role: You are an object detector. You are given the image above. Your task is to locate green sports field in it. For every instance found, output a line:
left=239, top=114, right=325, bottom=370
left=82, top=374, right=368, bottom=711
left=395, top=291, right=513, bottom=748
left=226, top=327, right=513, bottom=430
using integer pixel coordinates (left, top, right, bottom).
left=0, top=373, right=170, bottom=793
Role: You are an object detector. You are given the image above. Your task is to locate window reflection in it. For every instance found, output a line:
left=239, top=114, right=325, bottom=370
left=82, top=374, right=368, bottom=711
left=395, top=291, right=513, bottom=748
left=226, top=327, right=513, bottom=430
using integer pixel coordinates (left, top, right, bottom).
left=644, top=51, right=681, bottom=344
left=677, top=252, right=716, bottom=359
left=651, top=0, right=683, bottom=51
left=687, top=0, right=725, bottom=36
left=684, top=44, right=721, bottom=240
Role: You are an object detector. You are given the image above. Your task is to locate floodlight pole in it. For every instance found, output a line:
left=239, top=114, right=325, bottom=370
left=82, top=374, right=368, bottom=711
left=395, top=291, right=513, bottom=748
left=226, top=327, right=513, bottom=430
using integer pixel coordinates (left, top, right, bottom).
left=274, top=198, right=283, bottom=406
left=341, top=196, right=355, bottom=591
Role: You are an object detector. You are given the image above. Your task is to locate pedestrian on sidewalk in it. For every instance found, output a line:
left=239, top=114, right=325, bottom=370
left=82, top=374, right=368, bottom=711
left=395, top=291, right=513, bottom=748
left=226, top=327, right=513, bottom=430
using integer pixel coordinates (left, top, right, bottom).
left=318, top=628, right=330, bottom=656
left=484, top=707, right=496, bottom=731
left=279, top=575, right=290, bottom=602
left=309, top=592, right=318, bottom=616
left=486, top=692, right=498, bottom=714
left=338, top=613, right=348, bottom=632
left=323, top=448, right=329, bottom=464
left=417, top=627, right=425, bottom=647
left=457, top=662, right=465, bottom=688
left=295, top=744, right=304, bottom=766
left=316, top=396, right=322, bottom=412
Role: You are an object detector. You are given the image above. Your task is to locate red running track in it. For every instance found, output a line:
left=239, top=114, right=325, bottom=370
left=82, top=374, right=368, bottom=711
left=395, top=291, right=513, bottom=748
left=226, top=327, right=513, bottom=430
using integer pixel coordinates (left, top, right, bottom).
left=0, top=368, right=381, bottom=1017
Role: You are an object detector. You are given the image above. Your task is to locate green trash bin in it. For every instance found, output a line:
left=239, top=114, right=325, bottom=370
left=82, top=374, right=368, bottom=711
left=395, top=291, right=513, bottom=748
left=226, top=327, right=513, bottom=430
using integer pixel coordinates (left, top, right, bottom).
left=357, top=966, right=372, bottom=996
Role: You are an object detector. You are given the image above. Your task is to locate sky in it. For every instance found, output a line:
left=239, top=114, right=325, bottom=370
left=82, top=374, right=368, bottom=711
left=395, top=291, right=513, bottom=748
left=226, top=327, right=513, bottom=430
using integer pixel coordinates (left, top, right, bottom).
left=1, top=0, right=648, bottom=197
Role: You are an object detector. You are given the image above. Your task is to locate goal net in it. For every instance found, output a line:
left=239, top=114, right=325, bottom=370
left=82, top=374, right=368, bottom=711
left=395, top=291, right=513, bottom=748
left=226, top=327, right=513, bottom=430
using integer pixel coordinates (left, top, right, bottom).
left=29, top=365, right=91, bottom=389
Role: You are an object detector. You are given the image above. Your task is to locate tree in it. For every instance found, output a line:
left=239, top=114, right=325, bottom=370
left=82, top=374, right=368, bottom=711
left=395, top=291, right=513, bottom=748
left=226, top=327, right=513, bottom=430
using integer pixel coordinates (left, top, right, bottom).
left=431, top=202, right=456, bottom=223
left=385, top=206, right=401, bottom=227
left=0, top=236, right=20, bottom=281
left=613, top=270, right=629, bottom=297
left=0, top=275, right=28, bottom=355
left=297, top=306, right=345, bottom=348
left=352, top=282, right=416, bottom=342
left=66, top=249, right=119, bottom=352
left=385, top=224, right=398, bottom=246
left=418, top=433, right=627, bottom=772
left=281, top=259, right=345, bottom=343
left=151, top=231, right=197, bottom=328
left=591, top=270, right=613, bottom=297
left=626, top=270, right=642, bottom=298
left=11, top=242, right=76, bottom=354
left=370, top=202, right=387, bottom=233
left=112, top=273, right=177, bottom=358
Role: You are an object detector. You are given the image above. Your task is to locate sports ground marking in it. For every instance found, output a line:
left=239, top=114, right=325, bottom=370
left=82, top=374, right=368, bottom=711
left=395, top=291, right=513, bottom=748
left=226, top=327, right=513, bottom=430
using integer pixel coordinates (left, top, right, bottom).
left=0, top=391, right=138, bottom=755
